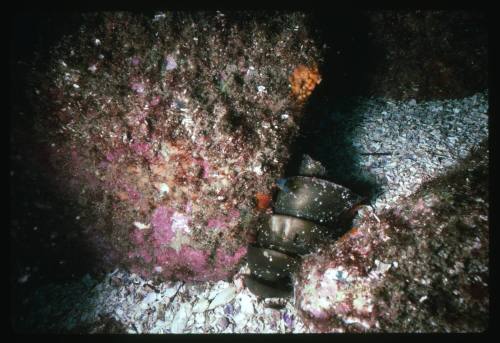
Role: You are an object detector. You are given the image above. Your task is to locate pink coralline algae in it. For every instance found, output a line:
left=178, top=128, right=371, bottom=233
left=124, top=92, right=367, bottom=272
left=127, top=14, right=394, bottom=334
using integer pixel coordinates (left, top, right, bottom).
left=207, top=209, right=241, bottom=230
left=134, top=241, right=249, bottom=282
left=194, top=158, right=210, bottom=179
left=151, top=206, right=176, bottom=246
left=299, top=263, right=376, bottom=328
left=204, top=246, right=248, bottom=281
left=151, top=246, right=242, bottom=282
left=129, top=206, right=248, bottom=281
left=130, top=142, right=151, bottom=156
left=124, top=185, right=141, bottom=202
left=207, top=218, right=227, bottom=229
left=129, top=204, right=249, bottom=282
left=131, top=229, right=145, bottom=245
left=179, top=246, right=210, bottom=276
left=215, top=246, right=247, bottom=268
left=105, top=149, right=125, bottom=162
left=295, top=220, right=382, bottom=332
left=132, top=235, right=248, bottom=281
left=297, top=269, right=379, bottom=333
left=139, top=249, right=153, bottom=263
left=154, top=246, right=209, bottom=279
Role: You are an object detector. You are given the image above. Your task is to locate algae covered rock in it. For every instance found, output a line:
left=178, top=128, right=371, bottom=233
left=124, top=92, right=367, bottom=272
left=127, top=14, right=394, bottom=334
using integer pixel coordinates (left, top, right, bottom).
left=295, top=140, right=489, bottom=332
left=27, top=11, right=325, bottom=282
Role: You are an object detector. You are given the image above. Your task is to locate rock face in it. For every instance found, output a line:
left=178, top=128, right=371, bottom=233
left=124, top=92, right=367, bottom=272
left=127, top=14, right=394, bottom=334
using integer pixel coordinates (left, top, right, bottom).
left=363, top=10, right=488, bottom=100
left=295, top=140, right=489, bottom=332
left=309, top=11, right=487, bottom=101
left=27, top=12, right=324, bottom=282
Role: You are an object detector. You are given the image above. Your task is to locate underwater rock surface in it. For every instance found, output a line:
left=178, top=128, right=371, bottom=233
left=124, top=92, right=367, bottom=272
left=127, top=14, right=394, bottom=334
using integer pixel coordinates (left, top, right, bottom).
left=26, top=12, right=324, bottom=282
left=12, top=92, right=489, bottom=333
left=11, top=11, right=489, bottom=333
left=296, top=140, right=489, bottom=332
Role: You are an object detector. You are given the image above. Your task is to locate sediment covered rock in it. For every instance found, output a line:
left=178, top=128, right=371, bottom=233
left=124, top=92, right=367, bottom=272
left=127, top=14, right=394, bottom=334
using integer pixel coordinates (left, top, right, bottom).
left=296, top=140, right=489, bottom=332
left=26, top=11, right=325, bottom=282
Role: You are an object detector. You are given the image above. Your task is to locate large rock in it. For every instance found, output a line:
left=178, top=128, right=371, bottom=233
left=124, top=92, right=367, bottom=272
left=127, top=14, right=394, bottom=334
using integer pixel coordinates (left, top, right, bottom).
left=295, top=140, right=488, bottom=332
left=25, top=12, right=325, bottom=282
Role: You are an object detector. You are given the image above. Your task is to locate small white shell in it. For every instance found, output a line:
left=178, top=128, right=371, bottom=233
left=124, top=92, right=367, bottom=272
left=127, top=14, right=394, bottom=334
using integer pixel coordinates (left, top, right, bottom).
left=208, top=286, right=236, bottom=310
left=192, top=298, right=210, bottom=313
left=133, top=221, right=150, bottom=230
left=171, top=303, right=191, bottom=333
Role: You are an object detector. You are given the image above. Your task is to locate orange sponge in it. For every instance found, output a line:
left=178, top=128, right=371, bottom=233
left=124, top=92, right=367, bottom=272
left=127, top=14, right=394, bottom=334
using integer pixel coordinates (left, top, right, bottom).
left=255, top=192, right=272, bottom=210
left=289, top=65, right=322, bottom=102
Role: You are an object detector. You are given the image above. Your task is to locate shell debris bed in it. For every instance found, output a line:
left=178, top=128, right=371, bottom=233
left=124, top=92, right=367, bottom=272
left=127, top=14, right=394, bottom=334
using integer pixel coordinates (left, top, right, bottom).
left=21, top=92, right=488, bottom=333
left=353, top=92, right=488, bottom=212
